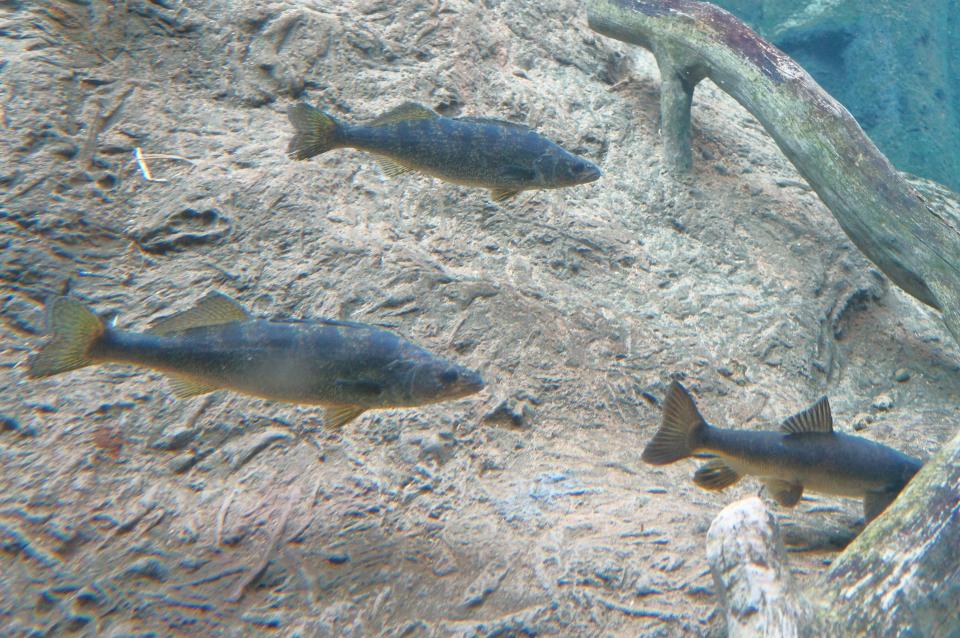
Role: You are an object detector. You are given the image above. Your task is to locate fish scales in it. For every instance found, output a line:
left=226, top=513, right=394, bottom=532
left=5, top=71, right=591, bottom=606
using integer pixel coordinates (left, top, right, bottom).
left=701, top=428, right=919, bottom=497
left=28, top=293, right=484, bottom=429
left=643, top=381, right=922, bottom=521
left=92, top=320, right=401, bottom=403
left=346, top=118, right=553, bottom=186
left=287, top=101, right=602, bottom=201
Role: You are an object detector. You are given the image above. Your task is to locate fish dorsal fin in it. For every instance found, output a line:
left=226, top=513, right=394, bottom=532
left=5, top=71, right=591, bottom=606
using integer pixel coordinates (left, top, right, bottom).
left=456, top=116, right=529, bottom=131
left=780, top=396, right=833, bottom=434
left=323, top=406, right=366, bottom=430
left=167, top=374, right=218, bottom=399
left=370, top=102, right=438, bottom=126
left=149, top=292, right=251, bottom=336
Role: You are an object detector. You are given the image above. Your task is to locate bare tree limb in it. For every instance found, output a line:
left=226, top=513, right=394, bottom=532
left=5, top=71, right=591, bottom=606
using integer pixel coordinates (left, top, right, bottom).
left=810, top=429, right=960, bottom=637
left=706, top=497, right=810, bottom=638
left=586, top=0, right=960, bottom=346
left=702, top=431, right=960, bottom=636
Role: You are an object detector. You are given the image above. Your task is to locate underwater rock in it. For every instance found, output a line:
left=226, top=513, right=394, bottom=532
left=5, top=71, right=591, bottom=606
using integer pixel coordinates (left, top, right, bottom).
left=220, top=429, right=292, bottom=471
left=482, top=397, right=535, bottom=428
left=893, top=368, right=911, bottom=383
left=5, top=0, right=959, bottom=635
left=149, top=426, right=198, bottom=451
left=706, top=498, right=810, bottom=637
left=136, top=207, right=232, bottom=255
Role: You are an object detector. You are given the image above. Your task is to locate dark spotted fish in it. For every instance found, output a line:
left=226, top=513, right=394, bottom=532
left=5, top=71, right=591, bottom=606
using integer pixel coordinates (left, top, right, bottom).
left=28, top=293, right=484, bottom=429
left=287, top=101, right=602, bottom=202
left=642, top=382, right=922, bottom=522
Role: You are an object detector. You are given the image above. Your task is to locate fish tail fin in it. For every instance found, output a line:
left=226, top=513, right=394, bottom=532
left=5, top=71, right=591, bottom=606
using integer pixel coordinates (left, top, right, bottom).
left=642, top=381, right=708, bottom=465
left=286, top=103, right=344, bottom=160
left=28, top=297, right=105, bottom=378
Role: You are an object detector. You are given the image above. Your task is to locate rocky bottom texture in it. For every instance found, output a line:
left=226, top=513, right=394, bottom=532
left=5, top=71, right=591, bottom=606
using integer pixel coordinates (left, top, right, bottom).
left=1, top=1, right=958, bottom=636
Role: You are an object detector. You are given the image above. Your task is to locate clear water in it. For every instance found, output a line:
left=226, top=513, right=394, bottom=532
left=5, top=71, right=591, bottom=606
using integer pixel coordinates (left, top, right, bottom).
left=713, top=0, right=960, bottom=191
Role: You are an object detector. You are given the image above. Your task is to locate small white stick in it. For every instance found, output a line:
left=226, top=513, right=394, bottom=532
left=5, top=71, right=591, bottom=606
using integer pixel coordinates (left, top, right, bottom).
left=140, top=152, right=197, bottom=165
left=134, top=147, right=169, bottom=183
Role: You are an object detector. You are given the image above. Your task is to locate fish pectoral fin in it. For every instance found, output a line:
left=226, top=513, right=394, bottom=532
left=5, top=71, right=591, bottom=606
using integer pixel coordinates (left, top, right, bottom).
left=375, top=155, right=414, bottom=178
left=167, top=375, right=218, bottom=399
left=369, top=102, right=438, bottom=126
left=323, top=406, right=366, bottom=429
left=764, top=479, right=804, bottom=507
left=335, top=379, right=384, bottom=397
left=149, top=292, right=251, bottom=336
left=863, top=490, right=898, bottom=522
left=490, top=188, right=521, bottom=203
left=496, top=164, right=536, bottom=182
left=693, top=459, right=741, bottom=490
left=780, top=396, right=833, bottom=434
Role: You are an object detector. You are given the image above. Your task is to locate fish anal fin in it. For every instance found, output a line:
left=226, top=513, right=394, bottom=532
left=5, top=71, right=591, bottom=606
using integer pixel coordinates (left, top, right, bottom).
left=375, top=155, right=414, bottom=178
left=863, top=490, right=898, bottom=522
left=693, top=458, right=741, bottom=490
left=781, top=396, right=833, bottom=434
left=491, top=189, right=521, bottom=203
left=323, top=406, right=366, bottom=429
left=149, top=292, right=251, bottom=336
left=764, top=479, right=804, bottom=507
left=168, top=375, right=218, bottom=399
left=370, top=102, right=438, bottom=126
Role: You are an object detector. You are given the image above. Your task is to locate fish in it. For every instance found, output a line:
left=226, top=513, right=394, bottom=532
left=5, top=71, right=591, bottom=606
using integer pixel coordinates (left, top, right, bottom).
left=27, top=292, right=485, bottom=429
left=286, top=101, right=602, bottom=202
left=642, top=381, right=923, bottom=522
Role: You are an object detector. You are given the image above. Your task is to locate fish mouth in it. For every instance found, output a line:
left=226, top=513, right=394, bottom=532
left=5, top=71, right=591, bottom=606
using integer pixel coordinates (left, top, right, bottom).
left=450, top=368, right=485, bottom=399
left=578, top=163, right=602, bottom=184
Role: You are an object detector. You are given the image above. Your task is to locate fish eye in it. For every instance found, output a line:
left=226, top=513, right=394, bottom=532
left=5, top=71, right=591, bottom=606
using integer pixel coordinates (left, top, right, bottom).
left=440, top=369, right=459, bottom=384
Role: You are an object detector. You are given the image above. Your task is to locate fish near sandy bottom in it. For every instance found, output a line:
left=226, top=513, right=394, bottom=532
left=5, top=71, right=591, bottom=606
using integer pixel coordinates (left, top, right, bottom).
left=286, top=101, right=602, bottom=202
left=642, top=382, right=922, bottom=522
left=27, top=293, right=484, bottom=429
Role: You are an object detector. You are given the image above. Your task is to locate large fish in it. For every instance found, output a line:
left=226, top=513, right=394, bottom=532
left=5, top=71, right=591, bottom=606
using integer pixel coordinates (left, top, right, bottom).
left=28, top=293, right=484, bottom=428
left=642, top=382, right=922, bottom=521
left=286, top=101, right=602, bottom=202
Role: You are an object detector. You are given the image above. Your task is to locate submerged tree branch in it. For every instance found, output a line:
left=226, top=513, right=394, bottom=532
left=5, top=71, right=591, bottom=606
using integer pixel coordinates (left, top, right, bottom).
left=587, top=2, right=960, bottom=630
left=811, top=428, right=960, bottom=637
left=701, top=430, right=960, bottom=637
left=586, top=0, right=960, bottom=347
left=706, top=498, right=809, bottom=638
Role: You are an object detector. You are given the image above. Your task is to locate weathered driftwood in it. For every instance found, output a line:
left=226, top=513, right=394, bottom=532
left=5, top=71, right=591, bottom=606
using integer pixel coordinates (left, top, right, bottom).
left=701, top=430, right=960, bottom=637
left=706, top=497, right=809, bottom=638
left=810, top=428, right=960, bottom=638
left=586, top=0, right=960, bottom=347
